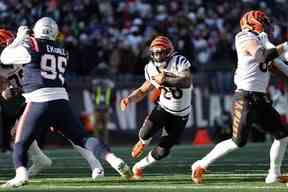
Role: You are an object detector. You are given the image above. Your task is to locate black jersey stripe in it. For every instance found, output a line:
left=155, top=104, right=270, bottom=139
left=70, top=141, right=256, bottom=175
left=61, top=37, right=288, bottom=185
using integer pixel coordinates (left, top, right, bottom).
left=155, top=65, right=161, bottom=73
left=175, top=55, right=181, bottom=71
left=179, top=56, right=187, bottom=65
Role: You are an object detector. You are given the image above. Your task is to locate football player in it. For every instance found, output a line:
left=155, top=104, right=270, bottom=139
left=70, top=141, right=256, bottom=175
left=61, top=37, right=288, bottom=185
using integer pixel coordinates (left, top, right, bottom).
left=0, top=17, right=132, bottom=188
left=191, top=10, right=288, bottom=184
left=120, top=36, right=193, bottom=179
left=0, top=29, right=52, bottom=177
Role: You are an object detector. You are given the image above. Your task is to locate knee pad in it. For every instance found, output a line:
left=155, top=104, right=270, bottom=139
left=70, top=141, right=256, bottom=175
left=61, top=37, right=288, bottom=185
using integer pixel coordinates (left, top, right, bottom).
left=151, top=146, right=170, bottom=160
left=232, top=137, right=247, bottom=148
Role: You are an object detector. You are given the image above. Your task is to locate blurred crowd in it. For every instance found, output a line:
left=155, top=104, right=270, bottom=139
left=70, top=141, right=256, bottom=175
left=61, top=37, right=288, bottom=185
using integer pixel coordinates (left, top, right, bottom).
left=1, top=0, right=288, bottom=76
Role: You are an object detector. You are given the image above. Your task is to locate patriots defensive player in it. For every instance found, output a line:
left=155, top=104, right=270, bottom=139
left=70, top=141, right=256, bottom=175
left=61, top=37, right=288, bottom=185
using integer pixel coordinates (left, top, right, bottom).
left=120, top=36, right=193, bottom=179
left=0, top=29, right=53, bottom=177
left=0, top=17, right=131, bottom=188
left=0, top=29, right=109, bottom=180
left=191, top=10, right=288, bottom=184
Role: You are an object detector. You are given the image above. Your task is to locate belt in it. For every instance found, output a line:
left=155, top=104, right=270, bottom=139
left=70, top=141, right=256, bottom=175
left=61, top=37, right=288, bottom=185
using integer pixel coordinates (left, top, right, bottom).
left=236, top=89, right=267, bottom=97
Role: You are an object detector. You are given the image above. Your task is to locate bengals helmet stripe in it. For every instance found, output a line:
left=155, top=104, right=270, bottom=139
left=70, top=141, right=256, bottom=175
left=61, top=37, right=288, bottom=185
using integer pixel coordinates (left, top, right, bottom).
left=150, top=36, right=174, bottom=51
left=149, top=36, right=175, bottom=64
left=0, top=29, right=15, bottom=47
left=240, top=10, right=270, bottom=33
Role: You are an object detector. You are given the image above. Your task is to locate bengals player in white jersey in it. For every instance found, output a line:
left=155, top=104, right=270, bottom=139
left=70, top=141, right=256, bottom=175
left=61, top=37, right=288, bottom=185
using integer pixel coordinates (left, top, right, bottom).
left=120, top=36, right=193, bottom=179
left=191, top=10, right=288, bottom=184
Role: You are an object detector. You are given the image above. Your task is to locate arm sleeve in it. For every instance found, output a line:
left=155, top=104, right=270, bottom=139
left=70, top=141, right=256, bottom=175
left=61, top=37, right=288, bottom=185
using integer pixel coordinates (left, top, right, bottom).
left=0, top=45, right=31, bottom=65
left=273, top=58, right=288, bottom=76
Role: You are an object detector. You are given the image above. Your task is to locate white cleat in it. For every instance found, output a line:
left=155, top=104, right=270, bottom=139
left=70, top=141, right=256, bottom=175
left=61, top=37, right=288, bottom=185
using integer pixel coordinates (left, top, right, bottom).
left=265, top=173, right=288, bottom=184
left=28, top=155, right=52, bottom=177
left=191, top=160, right=206, bottom=184
left=114, top=161, right=132, bottom=179
left=265, top=173, right=279, bottom=184
left=2, top=167, right=28, bottom=188
left=92, top=168, right=104, bottom=180
left=1, top=176, right=28, bottom=188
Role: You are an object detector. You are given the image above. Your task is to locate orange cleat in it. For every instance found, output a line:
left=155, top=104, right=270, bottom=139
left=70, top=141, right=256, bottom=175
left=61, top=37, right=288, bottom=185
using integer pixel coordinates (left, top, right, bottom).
left=278, top=176, right=288, bottom=183
left=132, top=165, right=144, bottom=180
left=131, top=141, right=146, bottom=159
left=191, top=164, right=206, bottom=184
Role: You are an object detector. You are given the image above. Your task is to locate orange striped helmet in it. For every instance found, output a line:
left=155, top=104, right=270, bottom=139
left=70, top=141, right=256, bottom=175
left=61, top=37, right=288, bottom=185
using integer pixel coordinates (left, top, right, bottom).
left=149, top=36, right=174, bottom=64
left=240, top=10, right=270, bottom=33
left=0, top=29, right=14, bottom=47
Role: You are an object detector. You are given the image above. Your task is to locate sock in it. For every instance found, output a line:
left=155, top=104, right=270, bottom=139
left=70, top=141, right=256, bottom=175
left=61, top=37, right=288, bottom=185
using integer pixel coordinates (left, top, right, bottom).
left=134, top=151, right=157, bottom=170
left=139, top=137, right=152, bottom=145
left=104, top=152, right=123, bottom=169
left=28, top=141, right=46, bottom=163
left=16, top=166, right=28, bottom=180
left=268, top=136, right=288, bottom=176
left=200, top=139, right=239, bottom=169
left=72, top=144, right=104, bottom=172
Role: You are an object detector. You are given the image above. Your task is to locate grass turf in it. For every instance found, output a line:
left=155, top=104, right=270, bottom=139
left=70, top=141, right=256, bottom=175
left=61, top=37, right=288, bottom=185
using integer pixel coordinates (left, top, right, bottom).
left=0, top=143, right=288, bottom=191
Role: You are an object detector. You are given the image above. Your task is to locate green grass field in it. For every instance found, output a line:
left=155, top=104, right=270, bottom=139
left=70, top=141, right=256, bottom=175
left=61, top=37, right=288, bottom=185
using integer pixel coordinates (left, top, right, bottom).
left=0, top=143, right=288, bottom=192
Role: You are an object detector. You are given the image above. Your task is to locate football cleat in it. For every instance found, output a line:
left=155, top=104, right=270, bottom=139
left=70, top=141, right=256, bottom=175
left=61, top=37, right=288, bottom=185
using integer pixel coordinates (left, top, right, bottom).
left=277, top=176, right=288, bottom=183
left=191, top=162, right=206, bottom=184
left=28, top=154, right=52, bottom=177
left=265, top=173, right=279, bottom=184
left=92, top=168, right=104, bottom=180
left=131, top=141, right=146, bottom=159
left=2, top=167, right=28, bottom=188
left=265, top=173, right=288, bottom=184
left=132, top=165, right=144, bottom=180
left=1, top=177, right=28, bottom=188
left=114, top=161, right=132, bottom=179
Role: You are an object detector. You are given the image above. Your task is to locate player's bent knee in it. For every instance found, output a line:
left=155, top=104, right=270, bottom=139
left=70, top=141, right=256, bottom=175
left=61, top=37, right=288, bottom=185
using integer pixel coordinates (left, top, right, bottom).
left=276, top=135, right=288, bottom=143
left=232, top=137, right=247, bottom=148
left=151, top=146, right=170, bottom=160
left=139, top=118, right=154, bottom=140
left=274, top=131, right=288, bottom=141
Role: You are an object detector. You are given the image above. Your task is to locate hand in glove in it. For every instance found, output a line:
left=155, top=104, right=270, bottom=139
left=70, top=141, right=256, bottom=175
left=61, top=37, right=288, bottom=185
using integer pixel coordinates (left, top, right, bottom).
left=10, top=26, right=30, bottom=47
left=1, top=86, right=22, bottom=100
left=258, top=32, right=275, bottom=49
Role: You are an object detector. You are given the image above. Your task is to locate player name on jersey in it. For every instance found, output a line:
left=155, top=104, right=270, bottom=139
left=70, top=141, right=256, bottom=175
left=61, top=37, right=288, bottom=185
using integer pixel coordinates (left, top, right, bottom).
left=46, top=45, right=67, bottom=56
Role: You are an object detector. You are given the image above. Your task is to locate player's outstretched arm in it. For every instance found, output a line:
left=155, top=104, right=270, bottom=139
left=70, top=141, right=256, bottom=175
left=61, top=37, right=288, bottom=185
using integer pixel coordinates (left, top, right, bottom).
left=0, top=26, right=31, bottom=65
left=120, top=80, right=153, bottom=111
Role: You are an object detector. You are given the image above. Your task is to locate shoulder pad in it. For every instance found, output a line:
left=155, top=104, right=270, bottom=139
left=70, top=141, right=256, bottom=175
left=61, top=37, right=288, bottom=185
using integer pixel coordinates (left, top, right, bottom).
left=236, top=31, right=258, bottom=42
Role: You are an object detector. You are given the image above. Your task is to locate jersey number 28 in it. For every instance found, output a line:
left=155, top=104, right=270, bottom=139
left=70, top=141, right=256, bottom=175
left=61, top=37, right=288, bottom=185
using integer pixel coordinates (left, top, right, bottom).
left=160, top=87, right=183, bottom=100
left=40, top=54, right=67, bottom=84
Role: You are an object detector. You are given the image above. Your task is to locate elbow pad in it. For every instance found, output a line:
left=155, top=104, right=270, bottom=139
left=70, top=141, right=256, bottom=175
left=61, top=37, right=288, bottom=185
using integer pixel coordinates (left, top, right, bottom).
left=264, top=48, right=279, bottom=63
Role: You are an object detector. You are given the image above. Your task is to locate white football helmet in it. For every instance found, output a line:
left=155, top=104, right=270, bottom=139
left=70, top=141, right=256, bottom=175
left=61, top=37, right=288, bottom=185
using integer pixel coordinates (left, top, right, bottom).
left=33, top=17, right=58, bottom=41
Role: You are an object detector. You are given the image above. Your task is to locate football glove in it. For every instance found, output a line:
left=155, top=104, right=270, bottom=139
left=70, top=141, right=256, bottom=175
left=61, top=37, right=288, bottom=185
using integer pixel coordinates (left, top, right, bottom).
left=1, top=86, right=22, bottom=100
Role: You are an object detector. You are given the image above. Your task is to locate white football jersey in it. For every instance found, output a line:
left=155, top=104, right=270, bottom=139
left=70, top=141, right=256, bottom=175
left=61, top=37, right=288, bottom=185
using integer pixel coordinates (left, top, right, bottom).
left=145, top=54, right=192, bottom=116
left=234, top=30, right=270, bottom=93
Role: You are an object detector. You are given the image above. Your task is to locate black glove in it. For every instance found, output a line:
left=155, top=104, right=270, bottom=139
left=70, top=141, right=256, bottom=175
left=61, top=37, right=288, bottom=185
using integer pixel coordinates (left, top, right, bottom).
left=1, top=86, right=22, bottom=100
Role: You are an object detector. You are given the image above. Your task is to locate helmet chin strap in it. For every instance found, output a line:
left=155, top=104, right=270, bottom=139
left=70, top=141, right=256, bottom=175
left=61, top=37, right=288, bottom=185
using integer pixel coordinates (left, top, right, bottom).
left=154, top=61, right=167, bottom=68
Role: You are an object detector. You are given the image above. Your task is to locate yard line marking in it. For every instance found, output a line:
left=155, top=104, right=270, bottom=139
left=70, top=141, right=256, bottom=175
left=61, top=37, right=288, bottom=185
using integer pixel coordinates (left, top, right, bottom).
left=29, top=185, right=287, bottom=189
